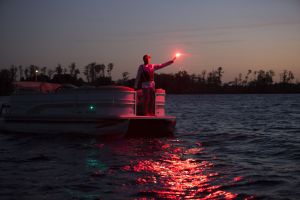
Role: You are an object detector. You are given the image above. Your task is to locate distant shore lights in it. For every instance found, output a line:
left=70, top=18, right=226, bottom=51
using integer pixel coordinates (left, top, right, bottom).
left=35, top=69, right=38, bottom=81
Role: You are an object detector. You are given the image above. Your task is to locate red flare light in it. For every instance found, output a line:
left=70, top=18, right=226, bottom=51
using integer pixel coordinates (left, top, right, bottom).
left=175, top=53, right=181, bottom=58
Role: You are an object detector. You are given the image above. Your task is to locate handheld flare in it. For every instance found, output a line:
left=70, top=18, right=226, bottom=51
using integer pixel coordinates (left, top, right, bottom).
left=175, top=53, right=181, bottom=58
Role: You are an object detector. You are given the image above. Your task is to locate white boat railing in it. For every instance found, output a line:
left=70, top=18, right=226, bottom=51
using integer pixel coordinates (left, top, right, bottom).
left=3, top=85, right=167, bottom=118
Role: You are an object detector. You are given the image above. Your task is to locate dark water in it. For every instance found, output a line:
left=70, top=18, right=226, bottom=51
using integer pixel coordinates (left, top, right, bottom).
left=1, top=94, right=300, bottom=200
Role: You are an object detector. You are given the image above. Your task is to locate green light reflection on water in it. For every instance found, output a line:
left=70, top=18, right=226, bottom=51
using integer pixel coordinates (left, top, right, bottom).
left=86, top=158, right=108, bottom=171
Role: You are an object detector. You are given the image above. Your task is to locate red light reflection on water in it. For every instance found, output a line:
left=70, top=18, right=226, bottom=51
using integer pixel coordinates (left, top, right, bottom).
left=233, top=176, right=243, bottom=182
left=122, top=145, right=238, bottom=199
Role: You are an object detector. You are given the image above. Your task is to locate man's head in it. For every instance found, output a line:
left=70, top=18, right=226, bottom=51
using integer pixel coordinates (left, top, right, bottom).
left=143, top=54, right=151, bottom=64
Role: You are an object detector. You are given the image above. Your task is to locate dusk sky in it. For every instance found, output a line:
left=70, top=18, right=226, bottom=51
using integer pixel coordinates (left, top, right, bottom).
left=1, top=0, right=300, bottom=82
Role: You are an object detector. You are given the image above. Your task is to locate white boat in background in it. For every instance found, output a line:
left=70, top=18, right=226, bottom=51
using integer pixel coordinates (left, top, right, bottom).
left=0, top=82, right=176, bottom=137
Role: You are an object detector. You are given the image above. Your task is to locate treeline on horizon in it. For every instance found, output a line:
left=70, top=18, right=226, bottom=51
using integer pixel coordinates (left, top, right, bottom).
left=0, top=62, right=299, bottom=95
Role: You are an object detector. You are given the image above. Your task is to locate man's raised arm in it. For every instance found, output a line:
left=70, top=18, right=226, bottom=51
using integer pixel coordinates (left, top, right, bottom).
left=154, top=57, right=176, bottom=71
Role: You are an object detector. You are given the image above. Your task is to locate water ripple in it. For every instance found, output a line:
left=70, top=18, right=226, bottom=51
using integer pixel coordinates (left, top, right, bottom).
left=0, top=94, right=299, bottom=199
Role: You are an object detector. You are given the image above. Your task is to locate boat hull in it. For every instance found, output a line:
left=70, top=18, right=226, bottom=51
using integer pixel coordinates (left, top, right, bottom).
left=126, top=116, right=176, bottom=137
left=0, top=116, right=176, bottom=138
left=0, top=117, right=129, bottom=138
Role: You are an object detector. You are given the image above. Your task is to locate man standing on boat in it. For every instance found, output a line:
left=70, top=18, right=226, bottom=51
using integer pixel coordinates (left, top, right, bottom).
left=134, top=54, right=176, bottom=116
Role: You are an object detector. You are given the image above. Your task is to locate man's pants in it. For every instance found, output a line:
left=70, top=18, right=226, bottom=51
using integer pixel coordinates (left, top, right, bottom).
left=142, top=87, right=155, bottom=116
